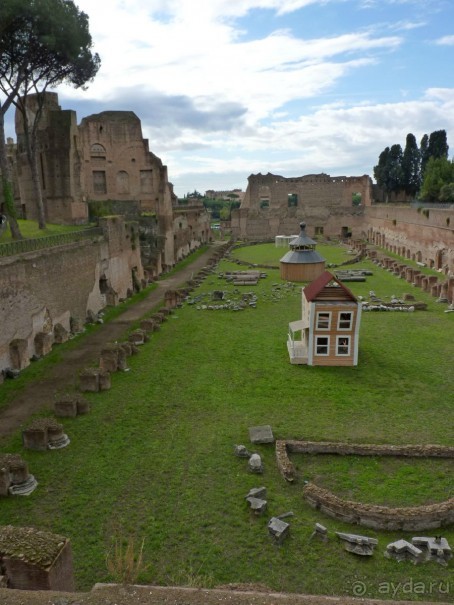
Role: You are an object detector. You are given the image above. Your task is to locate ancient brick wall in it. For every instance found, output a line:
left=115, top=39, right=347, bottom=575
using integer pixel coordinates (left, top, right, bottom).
left=0, top=217, right=143, bottom=373
left=365, top=205, right=454, bottom=271
left=173, top=205, right=212, bottom=261
left=231, top=172, right=371, bottom=240
left=14, top=93, right=87, bottom=225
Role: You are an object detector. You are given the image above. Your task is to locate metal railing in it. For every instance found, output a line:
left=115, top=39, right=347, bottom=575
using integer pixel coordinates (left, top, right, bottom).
left=0, top=227, right=104, bottom=258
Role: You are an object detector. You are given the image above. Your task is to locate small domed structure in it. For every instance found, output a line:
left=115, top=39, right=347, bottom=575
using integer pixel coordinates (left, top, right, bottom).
left=279, top=222, right=326, bottom=281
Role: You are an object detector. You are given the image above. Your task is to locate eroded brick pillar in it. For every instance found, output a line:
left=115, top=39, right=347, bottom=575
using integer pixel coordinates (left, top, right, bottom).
left=9, top=339, right=29, bottom=370
left=34, top=332, right=53, bottom=357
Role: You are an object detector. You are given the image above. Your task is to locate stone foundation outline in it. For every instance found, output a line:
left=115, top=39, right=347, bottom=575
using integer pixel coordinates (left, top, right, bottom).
left=276, top=439, right=454, bottom=530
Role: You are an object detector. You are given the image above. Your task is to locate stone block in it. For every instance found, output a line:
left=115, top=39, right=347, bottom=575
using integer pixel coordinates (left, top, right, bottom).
left=234, top=445, right=251, bottom=458
left=54, top=394, right=90, bottom=417
left=70, top=316, right=85, bottom=334
left=0, top=468, right=11, bottom=497
left=48, top=428, right=70, bottom=450
left=76, top=397, right=91, bottom=415
left=53, top=323, right=69, bottom=344
left=246, top=487, right=267, bottom=499
left=98, top=370, right=111, bottom=391
left=249, top=425, right=274, bottom=444
left=268, top=517, right=290, bottom=543
left=54, top=399, right=78, bottom=418
left=128, top=329, right=147, bottom=345
left=116, top=346, right=128, bottom=371
left=246, top=496, right=267, bottom=515
left=22, top=427, right=48, bottom=451
left=336, top=532, right=377, bottom=556
left=310, top=522, right=328, bottom=541
left=99, top=344, right=119, bottom=372
left=34, top=332, right=53, bottom=357
left=248, top=453, right=263, bottom=473
left=119, top=342, right=133, bottom=356
left=79, top=369, right=100, bottom=392
left=140, top=319, right=156, bottom=333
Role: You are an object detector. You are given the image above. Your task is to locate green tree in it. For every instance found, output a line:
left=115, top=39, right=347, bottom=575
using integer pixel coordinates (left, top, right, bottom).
left=373, top=146, right=390, bottom=194
left=401, top=133, right=420, bottom=196
left=374, top=145, right=404, bottom=200
left=0, top=0, right=100, bottom=230
left=419, top=133, right=429, bottom=177
left=0, top=0, right=24, bottom=238
left=427, top=129, right=449, bottom=161
left=439, top=182, right=454, bottom=203
left=419, top=157, right=454, bottom=203
left=387, top=144, right=404, bottom=193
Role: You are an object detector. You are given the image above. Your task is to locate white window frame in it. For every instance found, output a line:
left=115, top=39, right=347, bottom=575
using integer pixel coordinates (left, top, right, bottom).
left=337, top=311, right=353, bottom=330
left=336, top=335, right=351, bottom=356
left=315, top=336, right=330, bottom=356
left=316, top=311, right=331, bottom=330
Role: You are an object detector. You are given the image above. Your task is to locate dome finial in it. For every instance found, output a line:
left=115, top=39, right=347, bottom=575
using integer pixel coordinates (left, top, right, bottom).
left=300, top=222, right=306, bottom=231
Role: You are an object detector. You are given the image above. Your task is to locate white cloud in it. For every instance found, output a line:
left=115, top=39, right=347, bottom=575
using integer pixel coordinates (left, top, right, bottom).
left=435, top=35, right=454, bottom=45
left=3, top=0, right=447, bottom=197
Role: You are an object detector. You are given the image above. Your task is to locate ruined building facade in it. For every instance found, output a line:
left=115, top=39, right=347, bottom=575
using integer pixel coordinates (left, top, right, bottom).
left=10, top=92, right=211, bottom=272
left=230, top=172, right=454, bottom=272
left=231, top=172, right=372, bottom=241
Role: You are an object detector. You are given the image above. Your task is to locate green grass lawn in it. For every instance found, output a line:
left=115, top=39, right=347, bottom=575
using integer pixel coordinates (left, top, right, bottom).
left=232, top=241, right=353, bottom=266
left=0, top=219, right=92, bottom=242
left=1, top=243, right=453, bottom=600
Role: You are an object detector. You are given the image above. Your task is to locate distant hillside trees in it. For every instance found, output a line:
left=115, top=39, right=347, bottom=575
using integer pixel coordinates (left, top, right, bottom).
left=420, top=157, right=454, bottom=203
left=373, top=130, right=450, bottom=202
left=180, top=191, right=241, bottom=219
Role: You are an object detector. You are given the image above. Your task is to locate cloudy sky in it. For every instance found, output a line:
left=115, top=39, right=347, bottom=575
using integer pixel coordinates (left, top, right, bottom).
left=7, top=0, right=454, bottom=196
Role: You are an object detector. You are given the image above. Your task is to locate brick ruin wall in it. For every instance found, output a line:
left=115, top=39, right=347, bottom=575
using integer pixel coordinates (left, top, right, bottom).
left=365, top=205, right=454, bottom=272
left=276, top=440, right=454, bottom=531
left=229, top=172, right=454, bottom=272
left=0, top=217, right=143, bottom=374
left=230, top=173, right=372, bottom=240
left=173, top=206, right=212, bottom=262
left=7, top=93, right=211, bottom=271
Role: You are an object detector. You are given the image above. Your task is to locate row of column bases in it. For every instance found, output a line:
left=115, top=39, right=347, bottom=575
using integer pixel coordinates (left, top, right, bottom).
left=350, top=241, right=454, bottom=305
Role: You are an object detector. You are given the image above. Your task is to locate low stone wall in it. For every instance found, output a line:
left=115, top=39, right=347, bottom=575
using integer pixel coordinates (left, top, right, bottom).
left=303, top=483, right=454, bottom=531
left=275, top=440, right=454, bottom=531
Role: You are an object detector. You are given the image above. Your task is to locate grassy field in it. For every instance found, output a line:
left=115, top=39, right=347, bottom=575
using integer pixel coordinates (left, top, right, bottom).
left=0, top=219, right=92, bottom=242
left=1, top=242, right=453, bottom=601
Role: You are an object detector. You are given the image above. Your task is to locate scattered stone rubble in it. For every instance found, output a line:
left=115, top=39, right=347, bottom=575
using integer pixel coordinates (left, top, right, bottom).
left=336, top=532, right=378, bottom=556
left=248, top=453, right=263, bottom=474
left=335, top=269, right=373, bottom=282
left=310, top=522, right=328, bottom=542
left=246, top=495, right=267, bottom=515
left=412, top=536, right=452, bottom=566
left=268, top=516, right=291, bottom=544
left=385, top=539, right=424, bottom=564
left=234, top=445, right=251, bottom=458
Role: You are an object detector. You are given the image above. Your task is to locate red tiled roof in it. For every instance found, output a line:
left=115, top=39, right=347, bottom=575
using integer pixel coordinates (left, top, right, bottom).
left=303, top=270, right=357, bottom=302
